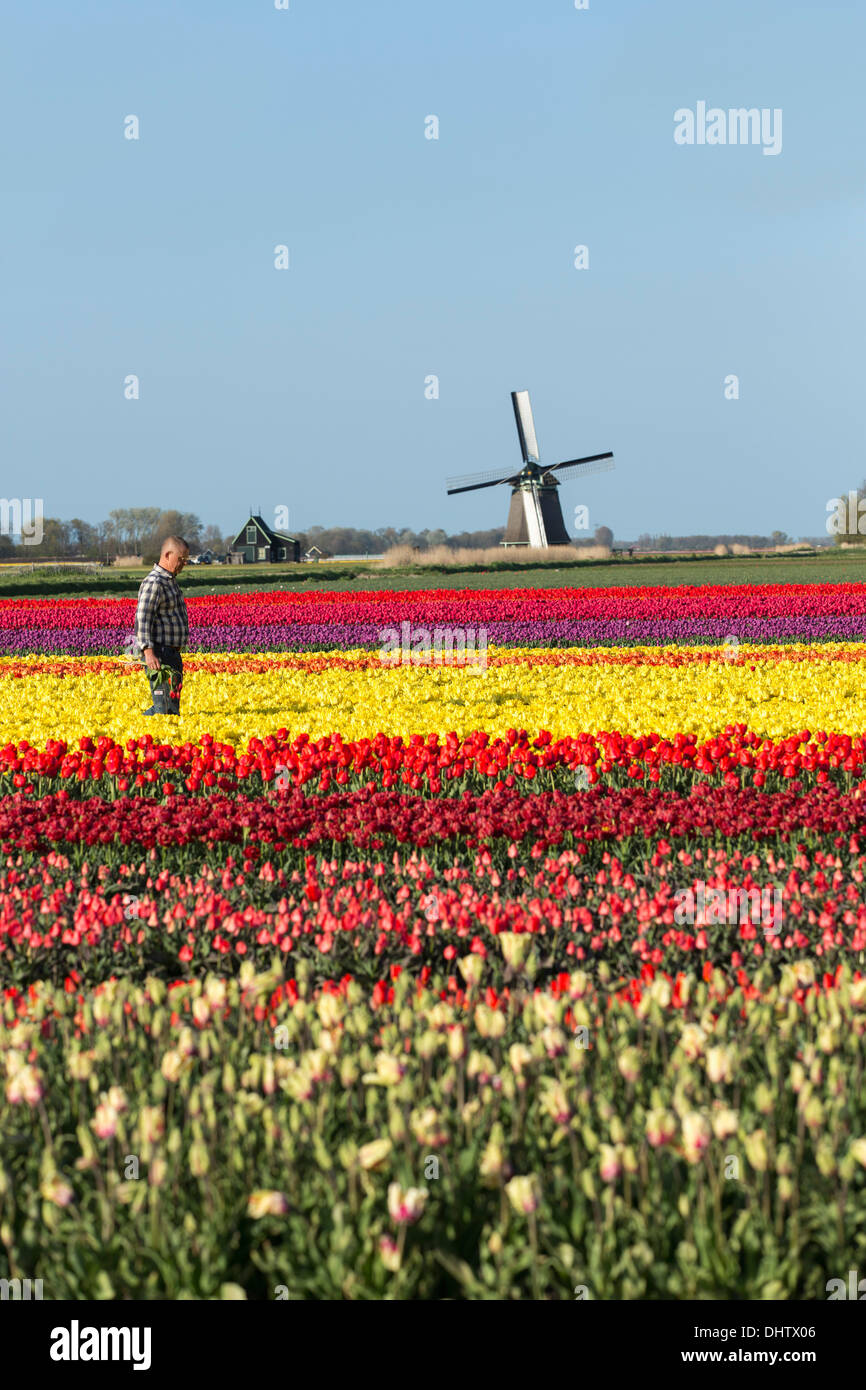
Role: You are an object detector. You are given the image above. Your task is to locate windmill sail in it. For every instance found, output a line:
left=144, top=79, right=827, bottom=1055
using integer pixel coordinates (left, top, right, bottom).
left=446, top=466, right=521, bottom=495
left=512, top=390, right=540, bottom=463
left=543, top=452, right=614, bottom=483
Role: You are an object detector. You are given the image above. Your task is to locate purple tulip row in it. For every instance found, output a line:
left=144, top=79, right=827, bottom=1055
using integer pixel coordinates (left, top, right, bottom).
left=1, top=615, right=865, bottom=656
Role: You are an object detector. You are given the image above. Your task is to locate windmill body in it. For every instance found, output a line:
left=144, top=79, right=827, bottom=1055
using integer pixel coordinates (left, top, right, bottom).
left=446, top=390, right=614, bottom=548
left=503, top=465, right=572, bottom=546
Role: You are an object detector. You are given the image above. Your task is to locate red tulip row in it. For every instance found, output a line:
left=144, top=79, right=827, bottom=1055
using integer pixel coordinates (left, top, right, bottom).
left=3, top=581, right=866, bottom=628
left=3, top=783, right=866, bottom=861
left=3, top=724, right=866, bottom=796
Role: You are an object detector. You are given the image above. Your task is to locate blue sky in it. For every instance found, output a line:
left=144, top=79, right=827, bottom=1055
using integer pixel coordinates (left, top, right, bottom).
left=2, top=0, right=863, bottom=543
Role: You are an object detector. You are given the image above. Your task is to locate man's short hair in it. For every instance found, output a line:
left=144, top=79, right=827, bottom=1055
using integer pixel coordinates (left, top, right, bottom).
left=161, top=536, right=189, bottom=554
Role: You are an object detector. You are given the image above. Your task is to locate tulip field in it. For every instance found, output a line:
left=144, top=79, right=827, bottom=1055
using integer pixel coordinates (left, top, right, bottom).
left=2, top=580, right=866, bottom=1300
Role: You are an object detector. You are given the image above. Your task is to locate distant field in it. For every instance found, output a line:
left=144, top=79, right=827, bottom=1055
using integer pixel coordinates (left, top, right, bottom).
left=0, top=548, right=862, bottom=599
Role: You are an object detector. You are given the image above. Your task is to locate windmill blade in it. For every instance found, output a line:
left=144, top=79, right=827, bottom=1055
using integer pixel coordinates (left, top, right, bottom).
left=542, top=452, right=615, bottom=483
left=446, top=466, right=521, bottom=495
left=447, top=472, right=522, bottom=496
left=512, top=390, right=540, bottom=464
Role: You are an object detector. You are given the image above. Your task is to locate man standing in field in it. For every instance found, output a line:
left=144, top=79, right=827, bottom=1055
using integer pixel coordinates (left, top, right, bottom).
left=135, top=536, right=189, bottom=716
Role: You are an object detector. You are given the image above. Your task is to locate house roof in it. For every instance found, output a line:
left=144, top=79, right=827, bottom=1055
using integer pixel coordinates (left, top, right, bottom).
left=230, top=515, right=298, bottom=548
left=230, top=515, right=270, bottom=548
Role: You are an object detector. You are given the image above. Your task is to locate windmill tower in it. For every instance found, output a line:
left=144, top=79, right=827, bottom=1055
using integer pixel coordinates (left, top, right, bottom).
left=446, top=390, right=614, bottom=547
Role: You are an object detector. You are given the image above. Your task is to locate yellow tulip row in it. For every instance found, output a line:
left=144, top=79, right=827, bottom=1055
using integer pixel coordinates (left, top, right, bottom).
left=1, top=644, right=865, bottom=747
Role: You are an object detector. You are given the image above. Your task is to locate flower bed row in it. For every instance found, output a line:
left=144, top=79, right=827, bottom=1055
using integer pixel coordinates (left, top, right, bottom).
left=2, top=959, right=866, bottom=1299
left=7, top=648, right=866, bottom=749
left=3, top=725, right=866, bottom=796
left=3, top=583, right=866, bottom=654
left=3, top=784, right=866, bottom=861
left=5, top=643, right=866, bottom=678
left=1, top=837, right=863, bottom=988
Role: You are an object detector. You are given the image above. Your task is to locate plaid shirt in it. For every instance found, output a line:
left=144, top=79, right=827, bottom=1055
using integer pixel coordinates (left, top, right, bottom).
left=135, top=564, right=189, bottom=651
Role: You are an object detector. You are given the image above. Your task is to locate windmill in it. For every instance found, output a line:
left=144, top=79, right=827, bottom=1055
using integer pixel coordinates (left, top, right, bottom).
left=446, top=390, right=614, bottom=547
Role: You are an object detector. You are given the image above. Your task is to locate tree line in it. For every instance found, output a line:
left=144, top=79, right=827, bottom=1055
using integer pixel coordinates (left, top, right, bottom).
left=2, top=512, right=607, bottom=560
left=2, top=509, right=812, bottom=562
left=633, top=531, right=795, bottom=551
left=0, top=510, right=225, bottom=563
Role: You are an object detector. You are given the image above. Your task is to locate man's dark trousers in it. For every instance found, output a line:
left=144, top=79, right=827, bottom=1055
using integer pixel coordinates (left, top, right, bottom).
left=146, top=643, right=183, bottom=715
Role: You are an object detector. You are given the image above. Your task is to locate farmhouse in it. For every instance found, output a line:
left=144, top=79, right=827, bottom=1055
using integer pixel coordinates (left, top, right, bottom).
left=229, top=514, right=301, bottom=564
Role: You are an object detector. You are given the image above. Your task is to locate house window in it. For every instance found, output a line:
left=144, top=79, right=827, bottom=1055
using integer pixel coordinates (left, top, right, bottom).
left=246, top=526, right=256, bottom=544
left=279, top=546, right=286, bottom=560
left=257, top=546, right=268, bottom=560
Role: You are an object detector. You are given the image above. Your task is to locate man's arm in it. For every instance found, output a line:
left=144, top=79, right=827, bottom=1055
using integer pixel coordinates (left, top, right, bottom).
left=135, top=574, right=161, bottom=669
